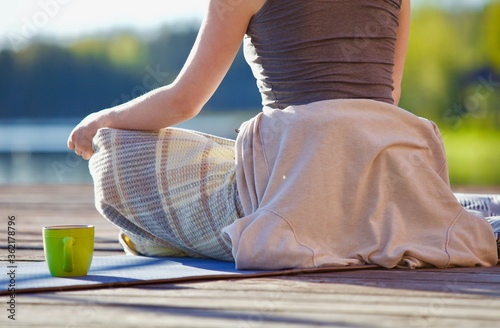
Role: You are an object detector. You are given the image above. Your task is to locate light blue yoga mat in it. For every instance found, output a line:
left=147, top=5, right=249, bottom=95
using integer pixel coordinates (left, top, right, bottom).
left=0, top=255, right=376, bottom=294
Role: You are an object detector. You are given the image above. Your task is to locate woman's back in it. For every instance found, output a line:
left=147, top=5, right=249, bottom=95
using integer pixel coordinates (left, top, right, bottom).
left=244, top=0, right=402, bottom=109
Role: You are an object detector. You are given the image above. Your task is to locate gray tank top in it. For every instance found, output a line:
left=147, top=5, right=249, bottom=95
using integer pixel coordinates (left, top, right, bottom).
left=244, top=0, right=402, bottom=109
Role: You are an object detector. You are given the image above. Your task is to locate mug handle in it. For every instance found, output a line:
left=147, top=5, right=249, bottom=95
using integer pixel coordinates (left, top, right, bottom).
left=63, top=237, right=74, bottom=272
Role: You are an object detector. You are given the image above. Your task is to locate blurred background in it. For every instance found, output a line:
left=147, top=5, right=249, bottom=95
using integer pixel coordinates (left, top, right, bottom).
left=0, top=0, right=499, bottom=186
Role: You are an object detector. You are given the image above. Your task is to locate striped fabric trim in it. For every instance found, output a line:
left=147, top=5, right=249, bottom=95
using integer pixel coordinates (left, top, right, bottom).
left=454, top=193, right=500, bottom=218
left=455, top=193, right=500, bottom=257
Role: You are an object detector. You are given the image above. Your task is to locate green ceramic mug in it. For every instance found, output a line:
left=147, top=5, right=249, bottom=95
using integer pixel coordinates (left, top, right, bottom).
left=43, top=225, right=94, bottom=277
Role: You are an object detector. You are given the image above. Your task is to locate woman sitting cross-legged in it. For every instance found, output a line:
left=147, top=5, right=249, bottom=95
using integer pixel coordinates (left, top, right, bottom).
left=68, top=0, right=499, bottom=270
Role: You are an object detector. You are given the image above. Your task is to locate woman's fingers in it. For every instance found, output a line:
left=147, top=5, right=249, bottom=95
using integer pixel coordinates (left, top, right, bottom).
left=71, top=134, right=95, bottom=160
left=67, top=133, right=75, bottom=151
left=67, top=116, right=99, bottom=160
left=79, top=145, right=94, bottom=160
left=71, top=141, right=94, bottom=160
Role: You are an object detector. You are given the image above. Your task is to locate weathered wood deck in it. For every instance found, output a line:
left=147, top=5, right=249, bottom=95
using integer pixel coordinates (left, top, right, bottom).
left=1, top=185, right=500, bottom=327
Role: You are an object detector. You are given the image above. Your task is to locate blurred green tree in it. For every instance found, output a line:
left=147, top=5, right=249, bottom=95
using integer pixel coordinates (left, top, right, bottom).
left=483, top=2, right=500, bottom=71
left=401, top=4, right=500, bottom=130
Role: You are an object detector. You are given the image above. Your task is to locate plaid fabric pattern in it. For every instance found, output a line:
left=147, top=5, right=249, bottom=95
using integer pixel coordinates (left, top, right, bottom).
left=89, top=127, right=243, bottom=261
left=455, top=193, right=500, bottom=257
left=455, top=193, right=500, bottom=217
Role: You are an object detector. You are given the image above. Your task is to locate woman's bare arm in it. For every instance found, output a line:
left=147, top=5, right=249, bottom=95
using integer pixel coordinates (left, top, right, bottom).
left=68, top=0, right=265, bottom=159
left=392, top=0, right=410, bottom=106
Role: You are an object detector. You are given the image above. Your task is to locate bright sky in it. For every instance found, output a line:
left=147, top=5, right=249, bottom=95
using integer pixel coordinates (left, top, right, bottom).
left=0, top=0, right=208, bottom=49
left=0, top=0, right=492, bottom=50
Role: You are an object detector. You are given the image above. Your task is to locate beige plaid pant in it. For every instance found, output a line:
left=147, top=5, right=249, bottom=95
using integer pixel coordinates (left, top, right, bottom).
left=89, top=127, right=243, bottom=261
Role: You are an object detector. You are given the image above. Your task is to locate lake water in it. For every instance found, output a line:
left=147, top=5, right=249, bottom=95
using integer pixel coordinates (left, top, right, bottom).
left=0, top=152, right=93, bottom=184
left=0, top=111, right=258, bottom=184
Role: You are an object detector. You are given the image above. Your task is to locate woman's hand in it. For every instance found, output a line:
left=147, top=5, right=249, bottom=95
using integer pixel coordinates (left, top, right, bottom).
left=67, top=111, right=108, bottom=160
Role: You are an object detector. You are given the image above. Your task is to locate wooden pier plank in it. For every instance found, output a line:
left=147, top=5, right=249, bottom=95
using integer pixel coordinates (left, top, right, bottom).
left=1, top=185, right=500, bottom=328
